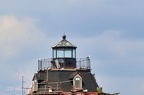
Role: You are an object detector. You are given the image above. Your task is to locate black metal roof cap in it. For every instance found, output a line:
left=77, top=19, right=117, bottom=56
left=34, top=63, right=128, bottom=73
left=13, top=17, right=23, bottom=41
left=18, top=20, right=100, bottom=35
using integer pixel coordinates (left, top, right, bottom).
left=52, top=35, right=77, bottom=49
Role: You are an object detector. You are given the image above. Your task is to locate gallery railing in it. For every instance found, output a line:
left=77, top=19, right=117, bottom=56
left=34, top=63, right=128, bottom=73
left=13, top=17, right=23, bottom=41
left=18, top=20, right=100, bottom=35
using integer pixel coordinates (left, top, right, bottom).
left=38, top=57, right=91, bottom=71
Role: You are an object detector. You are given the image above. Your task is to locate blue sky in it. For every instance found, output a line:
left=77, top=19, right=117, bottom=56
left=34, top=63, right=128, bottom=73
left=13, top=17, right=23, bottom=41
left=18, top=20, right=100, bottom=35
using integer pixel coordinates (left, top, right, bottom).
left=0, top=0, right=144, bottom=95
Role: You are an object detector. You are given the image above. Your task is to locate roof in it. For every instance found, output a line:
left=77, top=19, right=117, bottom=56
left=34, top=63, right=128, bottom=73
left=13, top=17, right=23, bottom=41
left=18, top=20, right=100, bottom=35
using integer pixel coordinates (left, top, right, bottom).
left=34, top=70, right=99, bottom=92
left=69, top=71, right=83, bottom=79
left=52, top=35, right=77, bottom=48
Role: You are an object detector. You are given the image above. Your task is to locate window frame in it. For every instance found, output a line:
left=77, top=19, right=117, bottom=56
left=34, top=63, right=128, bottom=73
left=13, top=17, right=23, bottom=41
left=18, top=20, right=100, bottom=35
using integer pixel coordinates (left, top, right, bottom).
left=73, top=74, right=82, bottom=89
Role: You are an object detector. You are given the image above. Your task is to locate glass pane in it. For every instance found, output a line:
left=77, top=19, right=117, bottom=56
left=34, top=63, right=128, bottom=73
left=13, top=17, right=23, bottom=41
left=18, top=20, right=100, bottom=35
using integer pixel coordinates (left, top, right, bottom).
left=76, top=78, right=80, bottom=80
left=53, top=50, right=56, bottom=58
left=73, top=49, right=76, bottom=58
left=57, top=50, right=64, bottom=58
left=75, top=80, right=80, bottom=88
left=65, top=50, right=71, bottom=57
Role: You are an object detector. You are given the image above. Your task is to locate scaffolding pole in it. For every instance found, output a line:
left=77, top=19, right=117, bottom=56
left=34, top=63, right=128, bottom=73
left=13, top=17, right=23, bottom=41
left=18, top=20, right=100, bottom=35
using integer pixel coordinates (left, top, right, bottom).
left=22, top=76, right=24, bottom=95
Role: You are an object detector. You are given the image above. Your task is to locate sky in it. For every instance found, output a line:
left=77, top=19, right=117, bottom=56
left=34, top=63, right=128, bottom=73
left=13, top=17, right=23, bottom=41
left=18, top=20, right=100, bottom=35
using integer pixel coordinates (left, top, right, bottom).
left=0, top=0, right=144, bottom=95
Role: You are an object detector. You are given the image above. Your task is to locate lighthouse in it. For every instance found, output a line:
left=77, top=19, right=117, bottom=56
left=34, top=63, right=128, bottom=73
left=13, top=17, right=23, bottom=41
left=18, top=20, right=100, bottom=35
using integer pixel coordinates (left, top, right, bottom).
left=27, top=35, right=119, bottom=95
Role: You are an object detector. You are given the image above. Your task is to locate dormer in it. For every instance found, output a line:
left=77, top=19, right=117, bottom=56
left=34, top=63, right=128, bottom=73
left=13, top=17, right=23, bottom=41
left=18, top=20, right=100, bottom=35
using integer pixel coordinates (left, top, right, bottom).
left=69, top=72, right=83, bottom=89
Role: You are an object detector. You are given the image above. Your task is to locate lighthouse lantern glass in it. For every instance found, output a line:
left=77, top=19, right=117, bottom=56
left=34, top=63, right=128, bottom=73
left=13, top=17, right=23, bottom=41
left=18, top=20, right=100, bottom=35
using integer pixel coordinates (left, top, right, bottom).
left=54, top=48, right=76, bottom=58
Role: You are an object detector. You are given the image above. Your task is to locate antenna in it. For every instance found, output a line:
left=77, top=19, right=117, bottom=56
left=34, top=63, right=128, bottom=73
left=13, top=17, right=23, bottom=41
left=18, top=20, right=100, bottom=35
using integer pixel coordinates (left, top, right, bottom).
left=22, top=76, right=24, bottom=95
left=22, top=76, right=30, bottom=95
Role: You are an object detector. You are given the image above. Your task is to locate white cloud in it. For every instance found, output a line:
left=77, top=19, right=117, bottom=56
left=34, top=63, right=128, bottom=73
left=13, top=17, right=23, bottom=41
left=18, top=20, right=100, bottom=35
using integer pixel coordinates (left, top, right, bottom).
left=0, top=16, right=47, bottom=59
left=0, top=16, right=48, bottom=93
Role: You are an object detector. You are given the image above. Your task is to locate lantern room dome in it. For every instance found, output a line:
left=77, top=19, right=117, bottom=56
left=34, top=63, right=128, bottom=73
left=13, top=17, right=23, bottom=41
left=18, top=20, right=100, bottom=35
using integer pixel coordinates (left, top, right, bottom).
left=52, top=35, right=77, bottom=49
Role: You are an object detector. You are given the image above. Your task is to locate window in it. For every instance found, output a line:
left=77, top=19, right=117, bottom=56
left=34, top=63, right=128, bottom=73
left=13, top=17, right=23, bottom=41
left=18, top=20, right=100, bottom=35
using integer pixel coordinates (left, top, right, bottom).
left=73, top=49, right=76, bottom=58
left=53, top=48, right=74, bottom=58
left=57, top=50, right=63, bottom=58
left=76, top=77, right=80, bottom=80
left=65, top=50, right=71, bottom=57
left=75, top=77, right=81, bottom=88
left=73, top=74, right=82, bottom=89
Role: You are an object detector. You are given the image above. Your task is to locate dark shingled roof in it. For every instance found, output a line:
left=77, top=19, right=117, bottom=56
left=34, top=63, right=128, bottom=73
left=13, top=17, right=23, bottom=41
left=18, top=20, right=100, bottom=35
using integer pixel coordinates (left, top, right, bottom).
left=36, top=70, right=99, bottom=92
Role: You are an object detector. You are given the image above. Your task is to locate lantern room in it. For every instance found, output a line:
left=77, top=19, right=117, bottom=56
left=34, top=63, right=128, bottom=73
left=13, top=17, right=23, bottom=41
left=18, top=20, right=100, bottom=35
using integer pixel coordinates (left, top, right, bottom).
left=51, top=35, right=77, bottom=69
left=52, top=34, right=77, bottom=58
